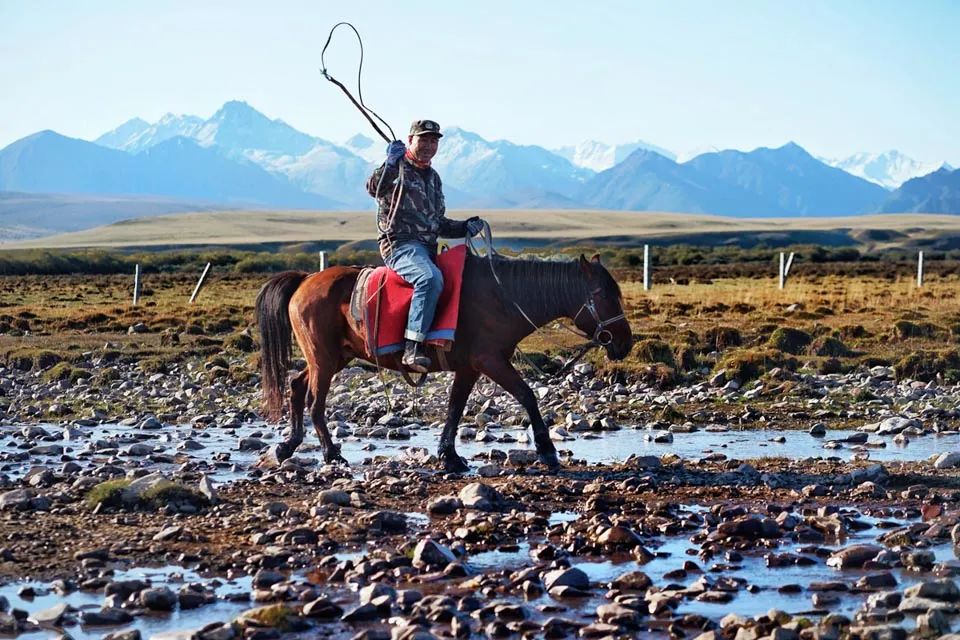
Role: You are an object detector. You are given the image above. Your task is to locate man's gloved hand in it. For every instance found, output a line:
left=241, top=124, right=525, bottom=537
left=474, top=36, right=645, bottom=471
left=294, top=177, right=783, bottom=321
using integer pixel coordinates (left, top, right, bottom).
left=466, top=217, right=485, bottom=236
left=385, top=140, right=406, bottom=167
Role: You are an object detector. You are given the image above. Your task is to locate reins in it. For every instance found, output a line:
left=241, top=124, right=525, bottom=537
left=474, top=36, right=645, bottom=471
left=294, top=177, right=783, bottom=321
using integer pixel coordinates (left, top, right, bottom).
left=320, top=22, right=618, bottom=391
left=465, top=222, right=618, bottom=381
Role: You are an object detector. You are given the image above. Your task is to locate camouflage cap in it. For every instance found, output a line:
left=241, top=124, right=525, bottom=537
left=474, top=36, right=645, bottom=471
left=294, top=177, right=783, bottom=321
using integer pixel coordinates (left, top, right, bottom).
left=409, top=119, right=443, bottom=137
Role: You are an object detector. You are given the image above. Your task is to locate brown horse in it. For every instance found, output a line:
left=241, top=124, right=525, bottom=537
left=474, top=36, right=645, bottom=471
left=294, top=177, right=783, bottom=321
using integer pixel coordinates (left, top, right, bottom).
left=255, top=253, right=633, bottom=472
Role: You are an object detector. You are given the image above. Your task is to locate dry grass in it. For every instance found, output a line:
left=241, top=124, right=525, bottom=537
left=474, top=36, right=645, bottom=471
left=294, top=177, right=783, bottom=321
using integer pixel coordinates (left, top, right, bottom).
left=4, top=267, right=960, bottom=388
left=7, top=210, right=960, bottom=249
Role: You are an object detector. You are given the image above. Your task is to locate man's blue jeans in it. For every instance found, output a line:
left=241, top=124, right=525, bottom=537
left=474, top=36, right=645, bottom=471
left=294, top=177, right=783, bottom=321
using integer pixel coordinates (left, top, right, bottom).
left=385, top=242, right=443, bottom=342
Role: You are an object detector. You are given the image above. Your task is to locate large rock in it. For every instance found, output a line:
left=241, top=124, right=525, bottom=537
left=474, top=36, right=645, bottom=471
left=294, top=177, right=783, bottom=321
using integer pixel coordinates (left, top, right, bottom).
left=139, top=587, right=176, bottom=611
left=716, top=516, right=780, bottom=540
left=80, top=607, right=134, bottom=626
left=905, top=579, right=960, bottom=602
left=876, top=417, right=921, bottom=435
left=612, top=571, right=652, bottom=591
left=198, top=475, right=218, bottom=503
left=457, top=482, right=503, bottom=511
left=412, top=539, right=456, bottom=569
left=543, top=567, right=590, bottom=591
left=827, top=544, right=883, bottom=569
left=122, top=472, right=168, bottom=503
left=898, top=596, right=959, bottom=614
left=317, top=490, right=351, bottom=507
left=0, top=489, right=37, bottom=511
left=596, top=525, right=642, bottom=547
left=917, top=609, right=952, bottom=637
left=596, top=603, right=641, bottom=629
left=935, top=452, right=960, bottom=470
left=507, top=449, right=537, bottom=466
left=848, top=464, right=889, bottom=485
left=29, top=603, right=71, bottom=627
left=426, top=495, right=462, bottom=516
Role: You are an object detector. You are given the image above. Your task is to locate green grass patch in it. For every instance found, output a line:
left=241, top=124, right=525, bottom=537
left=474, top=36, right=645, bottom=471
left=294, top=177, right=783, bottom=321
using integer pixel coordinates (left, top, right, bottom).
left=767, top=327, right=812, bottom=355
left=140, top=481, right=209, bottom=509
left=85, top=479, right=132, bottom=509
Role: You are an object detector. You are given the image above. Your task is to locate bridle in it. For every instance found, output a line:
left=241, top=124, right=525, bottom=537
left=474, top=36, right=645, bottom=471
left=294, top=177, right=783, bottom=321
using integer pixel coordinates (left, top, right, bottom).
left=574, top=286, right=628, bottom=347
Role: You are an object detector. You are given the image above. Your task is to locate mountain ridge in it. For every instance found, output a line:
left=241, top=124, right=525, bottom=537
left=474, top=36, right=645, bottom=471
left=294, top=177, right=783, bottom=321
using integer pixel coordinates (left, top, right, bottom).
left=1, top=99, right=957, bottom=242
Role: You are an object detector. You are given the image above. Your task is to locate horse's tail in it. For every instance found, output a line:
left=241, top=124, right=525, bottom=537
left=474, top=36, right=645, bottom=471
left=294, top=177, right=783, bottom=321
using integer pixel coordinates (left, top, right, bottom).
left=255, top=271, right=308, bottom=422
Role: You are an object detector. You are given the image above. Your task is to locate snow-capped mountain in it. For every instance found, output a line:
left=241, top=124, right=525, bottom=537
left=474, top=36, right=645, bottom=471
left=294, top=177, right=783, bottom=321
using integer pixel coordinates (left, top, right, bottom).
left=824, top=150, right=951, bottom=190
left=434, top=127, right=593, bottom=204
left=96, top=113, right=205, bottom=154
left=342, top=133, right=384, bottom=164
left=94, top=118, right=150, bottom=150
left=1, top=98, right=944, bottom=221
left=95, top=102, right=372, bottom=206
left=555, top=140, right=675, bottom=171
left=192, top=100, right=319, bottom=157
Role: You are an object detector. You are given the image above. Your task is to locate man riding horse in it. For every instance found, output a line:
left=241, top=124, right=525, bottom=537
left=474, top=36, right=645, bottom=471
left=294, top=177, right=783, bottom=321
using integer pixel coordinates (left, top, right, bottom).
left=366, top=119, right=485, bottom=373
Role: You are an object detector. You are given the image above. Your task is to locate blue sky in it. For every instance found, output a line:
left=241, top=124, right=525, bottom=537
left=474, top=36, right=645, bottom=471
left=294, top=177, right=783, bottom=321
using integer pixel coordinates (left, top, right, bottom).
left=1, top=0, right=958, bottom=164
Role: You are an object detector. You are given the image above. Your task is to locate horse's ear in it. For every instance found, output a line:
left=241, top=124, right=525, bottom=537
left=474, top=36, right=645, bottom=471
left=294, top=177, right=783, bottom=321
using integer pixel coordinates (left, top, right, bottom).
left=578, top=254, right=590, bottom=274
left=591, top=253, right=601, bottom=264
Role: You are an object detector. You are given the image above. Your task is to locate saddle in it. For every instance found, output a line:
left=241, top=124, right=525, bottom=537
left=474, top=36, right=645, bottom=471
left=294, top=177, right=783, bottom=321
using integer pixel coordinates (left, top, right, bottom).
left=350, top=245, right=468, bottom=357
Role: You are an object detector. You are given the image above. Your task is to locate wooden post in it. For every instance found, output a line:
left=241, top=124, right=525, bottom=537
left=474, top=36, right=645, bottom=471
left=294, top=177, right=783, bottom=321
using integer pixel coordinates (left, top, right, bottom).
left=133, top=264, right=141, bottom=306
left=189, top=262, right=212, bottom=304
left=917, top=251, right=924, bottom=287
left=319, top=251, right=327, bottom=271
left=779, top=252, right=795, bottom=289
left=643, top=244, right=651, bottom=291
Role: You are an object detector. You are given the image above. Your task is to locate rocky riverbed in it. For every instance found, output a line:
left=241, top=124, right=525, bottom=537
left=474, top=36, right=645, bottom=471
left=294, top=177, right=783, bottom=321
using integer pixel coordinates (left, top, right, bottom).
left=4, top=354, right=960, bottom=640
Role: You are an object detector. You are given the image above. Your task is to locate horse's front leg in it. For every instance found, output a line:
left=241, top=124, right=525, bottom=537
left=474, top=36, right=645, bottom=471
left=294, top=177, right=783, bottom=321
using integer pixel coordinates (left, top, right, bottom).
left=438, top=368, right=480, bottom=473
left=476, top=355, right=560, bottom=470
left=309, top=365, right=347, bottom=465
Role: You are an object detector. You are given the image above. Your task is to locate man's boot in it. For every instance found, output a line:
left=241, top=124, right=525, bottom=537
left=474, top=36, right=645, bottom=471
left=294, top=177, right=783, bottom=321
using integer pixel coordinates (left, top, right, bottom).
left=402, top=340, right=431, bottom=373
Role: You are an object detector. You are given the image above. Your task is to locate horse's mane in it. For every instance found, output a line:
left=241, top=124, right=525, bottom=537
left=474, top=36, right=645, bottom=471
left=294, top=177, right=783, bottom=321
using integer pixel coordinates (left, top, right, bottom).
left=466, top=253, right=621, bottom=320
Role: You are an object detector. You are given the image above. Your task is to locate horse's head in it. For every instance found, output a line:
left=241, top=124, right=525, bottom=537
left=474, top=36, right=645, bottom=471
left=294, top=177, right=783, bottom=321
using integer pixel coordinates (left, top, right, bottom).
left=575, top=254, right=633, bottom=361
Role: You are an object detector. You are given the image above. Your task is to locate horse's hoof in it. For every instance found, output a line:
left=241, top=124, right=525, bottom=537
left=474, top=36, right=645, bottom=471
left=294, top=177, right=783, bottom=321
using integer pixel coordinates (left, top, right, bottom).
left=256, top=443, right=290, bottom=469
left=441, top=453, right=470, bottom=473
left=538, top=451, right=561, bottom=471
left=322, top=445, right=348, bottom=466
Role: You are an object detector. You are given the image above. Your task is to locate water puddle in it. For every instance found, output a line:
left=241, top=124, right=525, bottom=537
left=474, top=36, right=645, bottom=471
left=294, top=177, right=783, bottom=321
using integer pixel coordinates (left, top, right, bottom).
left=2, top=420, right=954, bottom=485
left=0, top=565, right=252, bottom=640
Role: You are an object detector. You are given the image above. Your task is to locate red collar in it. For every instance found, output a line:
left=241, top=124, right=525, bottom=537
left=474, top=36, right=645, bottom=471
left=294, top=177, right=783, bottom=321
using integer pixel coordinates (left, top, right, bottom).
left=404, top=149, right=431, bottom=170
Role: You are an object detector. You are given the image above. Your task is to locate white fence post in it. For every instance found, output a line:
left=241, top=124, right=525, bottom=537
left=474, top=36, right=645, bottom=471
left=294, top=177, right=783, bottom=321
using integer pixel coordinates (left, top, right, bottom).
left=917, top=251, right=924, bottom=287
left=779, top=252, right=795, bottom=289
left=133, top=264, right=141, bottom=306
left=643, top=244, right=651, bottom=291
left=189, top=262, right=212, bottom=304
left=319, top=251, right=327, bottom=271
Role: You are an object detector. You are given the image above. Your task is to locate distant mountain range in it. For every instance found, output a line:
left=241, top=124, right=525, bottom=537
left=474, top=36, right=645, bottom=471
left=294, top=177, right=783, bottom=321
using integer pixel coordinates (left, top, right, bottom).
left=822, top=150, right=952, bottom=190
left=879, top=167, right=960, bottom=214
left=554, top=140, right=676, bottom=171
left=0, top=99, right=958, bottom=240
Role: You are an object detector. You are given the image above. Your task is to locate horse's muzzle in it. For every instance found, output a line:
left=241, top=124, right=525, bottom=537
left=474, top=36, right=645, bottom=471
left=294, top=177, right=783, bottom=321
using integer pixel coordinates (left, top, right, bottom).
left=606, top=338, right=633, bottom=361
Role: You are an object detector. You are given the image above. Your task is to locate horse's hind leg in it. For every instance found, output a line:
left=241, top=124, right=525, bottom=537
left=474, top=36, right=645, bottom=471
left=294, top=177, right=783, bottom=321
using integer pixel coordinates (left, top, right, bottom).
left=309, top=363, right=347, bottom=465
left=284, top=368, right=308, bottom=453
left=477, top=355, right=560, bottom=470
left=438, top=368, right=480, bottom=473
left=257, top=368, right=308, bottom=467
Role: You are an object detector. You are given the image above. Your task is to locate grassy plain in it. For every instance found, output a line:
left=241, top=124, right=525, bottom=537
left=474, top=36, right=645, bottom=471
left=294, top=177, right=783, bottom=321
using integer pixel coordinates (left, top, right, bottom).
left=7, top=209, right=960, bottom=250
left=4, top=260, right=960, bottom=413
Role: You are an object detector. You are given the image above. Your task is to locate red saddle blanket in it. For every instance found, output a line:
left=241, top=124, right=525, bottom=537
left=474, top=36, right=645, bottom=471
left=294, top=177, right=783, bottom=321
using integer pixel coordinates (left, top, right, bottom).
left=364, top=244, right=467, bottom=355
